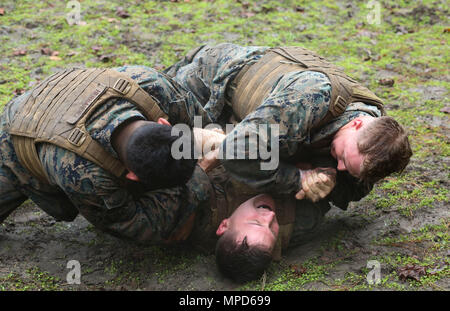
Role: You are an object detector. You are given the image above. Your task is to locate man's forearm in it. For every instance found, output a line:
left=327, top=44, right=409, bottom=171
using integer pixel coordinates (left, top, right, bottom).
left=221, top=157, right=301, bottom=194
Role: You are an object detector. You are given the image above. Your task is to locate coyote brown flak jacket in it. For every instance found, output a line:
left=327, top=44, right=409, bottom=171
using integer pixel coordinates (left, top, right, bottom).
left=0, top=65, right=301, bottom=253
left=0, top=66, right=215, bottom=243
left=165, top=43, right=385, bottom=204
left=165, top=43, right=388, bottom=255
left=9, top=67, right=168, bottom=183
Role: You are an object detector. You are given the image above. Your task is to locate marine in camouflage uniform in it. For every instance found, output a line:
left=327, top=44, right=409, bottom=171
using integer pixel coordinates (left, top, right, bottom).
left=164, top=43, right=385, bottom=246
left=184, top=164, right=326, bottom=258
left=0, top=64, right=329, bottom=257
left=0, top=66, right=215, bottom=243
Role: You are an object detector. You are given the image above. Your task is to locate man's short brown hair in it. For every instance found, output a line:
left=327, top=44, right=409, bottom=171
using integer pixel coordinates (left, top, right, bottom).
left=357, top=116, right=412, bottom=183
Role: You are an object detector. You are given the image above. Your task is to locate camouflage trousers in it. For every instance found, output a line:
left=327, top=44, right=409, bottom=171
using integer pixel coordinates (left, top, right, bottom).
left=0, top=92, right=79, bottom=223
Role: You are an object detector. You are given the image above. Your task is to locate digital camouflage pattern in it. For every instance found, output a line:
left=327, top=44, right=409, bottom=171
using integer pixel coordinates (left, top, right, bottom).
left=0, top=66, right=212, bottom=243
left=185, top=164, right=332, bottom=252
left=166, top=43, right=382, bottom=210
left=165, top=44, right=269, bottom=123
left=0, top=47, right=382, bottom=249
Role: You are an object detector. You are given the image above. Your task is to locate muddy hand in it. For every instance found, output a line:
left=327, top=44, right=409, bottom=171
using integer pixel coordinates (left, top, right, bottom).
left=295, top=167, right=337, bottom=202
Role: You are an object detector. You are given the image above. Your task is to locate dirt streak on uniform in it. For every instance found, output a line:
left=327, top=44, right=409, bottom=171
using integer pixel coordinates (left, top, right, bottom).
left=0, top=66, right=211, bottom=243
left=165, top=43, right=382, bottom=210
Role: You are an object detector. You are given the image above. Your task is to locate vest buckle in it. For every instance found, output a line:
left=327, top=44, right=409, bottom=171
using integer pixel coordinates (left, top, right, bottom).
left=333, top=95, right=347, bottom=116
left=68, top=128, right=86, bottom=147
left=112, top=78, right=130, bottom=94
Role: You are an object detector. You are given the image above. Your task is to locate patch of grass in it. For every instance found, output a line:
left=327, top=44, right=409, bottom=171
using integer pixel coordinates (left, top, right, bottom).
left=375, top=220, right=449, bottom=249
left=0, top=267, right=62, bottom=291
left=239, top=258, right=335, bottom=291
left=377, top=253, right=449, bottom=289
left=151, top=248, right=204, bottom=285
left=368, top=220, right=449, bottom=289
left=366, top=172, right=449, bottom=217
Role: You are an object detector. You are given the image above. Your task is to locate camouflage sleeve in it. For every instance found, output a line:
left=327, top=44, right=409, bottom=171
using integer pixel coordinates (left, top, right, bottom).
left=114, top=66, right=213, bottom=126
left=327, top=172, right=374, bottom=210
left=38, top=143, right=210, bottom=243
left=220, top=71, right=331, bottom=194
left=169, top=43, right=268, bottom=123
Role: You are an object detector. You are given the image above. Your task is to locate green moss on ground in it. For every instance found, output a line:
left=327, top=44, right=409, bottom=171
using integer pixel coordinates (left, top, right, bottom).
left=0, top=0, right=448, bottom=291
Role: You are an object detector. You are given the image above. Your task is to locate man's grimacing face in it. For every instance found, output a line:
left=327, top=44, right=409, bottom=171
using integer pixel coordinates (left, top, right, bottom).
left=216, top=194, right=280, bottom=252
left=330, top=117, right=375, bottom=178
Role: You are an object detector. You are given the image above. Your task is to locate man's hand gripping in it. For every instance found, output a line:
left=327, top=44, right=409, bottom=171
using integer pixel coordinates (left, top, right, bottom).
left=196, top=127, right=225, bottom=173
left=295, top=167, right=337, bottom=202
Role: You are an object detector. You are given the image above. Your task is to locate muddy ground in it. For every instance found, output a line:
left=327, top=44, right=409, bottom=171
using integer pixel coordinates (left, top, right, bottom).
left=0, top=1, right=448, bottom=291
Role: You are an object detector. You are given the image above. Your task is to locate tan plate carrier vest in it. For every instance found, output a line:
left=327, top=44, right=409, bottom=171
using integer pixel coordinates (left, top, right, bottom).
left=228, top=46, right=386, bottom=124
left=224, top=47, right=387, bottom=258
left=9, top=67, right=168, bottom=184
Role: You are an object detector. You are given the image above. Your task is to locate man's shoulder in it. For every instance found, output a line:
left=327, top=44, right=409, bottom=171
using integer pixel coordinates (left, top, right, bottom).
left=345, top=101, right=383, bottom=117
left=273, top=70, right=332, bottom=128
left=284, top=70, right=332, bottom=91
left=112, top=65, right=159, bottom=82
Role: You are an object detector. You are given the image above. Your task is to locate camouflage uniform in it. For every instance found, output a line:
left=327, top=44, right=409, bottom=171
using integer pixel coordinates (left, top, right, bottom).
left=185, top=164, right=331, bottom=253
left=0, top=64, right=329, bottom=250
left=165, top=43, right=381, bottom=203
left=165, top=43, right=383, bottom=245
left=0, top=66, right=212, bottom=243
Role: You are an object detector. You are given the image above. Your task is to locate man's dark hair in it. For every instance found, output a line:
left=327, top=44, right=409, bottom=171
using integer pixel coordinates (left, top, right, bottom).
left=126, top=122, right=197, bottom=189
left=215, top=232, right=272, bottom=283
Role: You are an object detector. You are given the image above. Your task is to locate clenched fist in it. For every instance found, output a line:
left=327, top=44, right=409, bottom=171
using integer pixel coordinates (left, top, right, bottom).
left=295, top=167, right=337, bottom=202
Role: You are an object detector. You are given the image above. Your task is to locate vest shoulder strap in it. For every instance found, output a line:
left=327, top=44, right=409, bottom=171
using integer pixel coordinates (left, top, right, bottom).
left=230, top=46, right=386, bottom=123
left=9, top=68, right=168, bottom=184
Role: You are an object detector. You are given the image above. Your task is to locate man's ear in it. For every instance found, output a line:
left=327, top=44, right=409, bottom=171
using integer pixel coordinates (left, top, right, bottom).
left=353, top=118, right=364, bottom=130
left=126, top=171, right=140, bottom=182
left=216, top=219, right=229, bottom=236
left=157, top=118, right=171, bottom=126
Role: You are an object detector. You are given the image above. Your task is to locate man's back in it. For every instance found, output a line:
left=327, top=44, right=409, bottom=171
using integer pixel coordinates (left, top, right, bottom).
left=167, top=43, right=382, bottom=208
left=0, top=66, right=208, bottom=242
